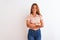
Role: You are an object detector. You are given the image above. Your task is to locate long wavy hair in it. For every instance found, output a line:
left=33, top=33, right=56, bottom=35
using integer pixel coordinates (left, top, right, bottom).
left=30, top=3, right=41, bottom=15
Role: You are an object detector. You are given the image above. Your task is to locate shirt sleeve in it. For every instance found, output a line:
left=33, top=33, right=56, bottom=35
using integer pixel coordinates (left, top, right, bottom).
left=26, top=15, right=31, bottom=21
left=41, top=16, right=43, bottom=20
left=39, top=15, right=43, bottom=20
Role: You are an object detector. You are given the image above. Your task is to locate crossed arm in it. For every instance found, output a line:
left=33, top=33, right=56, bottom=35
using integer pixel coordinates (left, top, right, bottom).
left=26, top=19, right=44, bottom=29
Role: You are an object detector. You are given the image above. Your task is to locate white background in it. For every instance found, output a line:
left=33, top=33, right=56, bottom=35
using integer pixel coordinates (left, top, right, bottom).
left=0, top=0, right=60, bottom=40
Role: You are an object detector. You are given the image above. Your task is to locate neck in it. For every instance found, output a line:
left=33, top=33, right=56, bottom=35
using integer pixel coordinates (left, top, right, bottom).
left=32, top=13, right=36, bottom=17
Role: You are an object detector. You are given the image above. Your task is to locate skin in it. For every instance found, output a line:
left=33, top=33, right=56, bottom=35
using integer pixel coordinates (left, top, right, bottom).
left=26, top=5, right=44, bottom=30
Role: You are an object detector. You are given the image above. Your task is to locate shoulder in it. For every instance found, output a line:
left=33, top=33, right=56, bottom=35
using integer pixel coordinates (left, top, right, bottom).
left=26, top=14, right=32, bottom=20
left=38, top=15, right=43, bottom=20
left=27, top=14, right=32, bottom=18
left=38, top=15, right=43, bottom=17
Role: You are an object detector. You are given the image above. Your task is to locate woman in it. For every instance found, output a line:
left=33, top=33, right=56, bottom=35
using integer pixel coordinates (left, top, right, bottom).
left=26, top=3, right=44, bottom=40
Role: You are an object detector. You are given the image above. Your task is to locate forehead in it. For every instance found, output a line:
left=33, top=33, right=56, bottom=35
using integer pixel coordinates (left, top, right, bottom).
left=33, top=5, right=37, bottom=8
left=33, top=5, right=36, bottom=7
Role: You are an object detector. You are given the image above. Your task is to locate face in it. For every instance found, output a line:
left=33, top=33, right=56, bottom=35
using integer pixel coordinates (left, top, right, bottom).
left=32, top=5, right=37, bottom=14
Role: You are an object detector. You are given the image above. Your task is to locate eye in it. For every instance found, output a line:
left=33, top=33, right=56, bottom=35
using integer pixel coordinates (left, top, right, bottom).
left=32, top=5, right=37, bottom=9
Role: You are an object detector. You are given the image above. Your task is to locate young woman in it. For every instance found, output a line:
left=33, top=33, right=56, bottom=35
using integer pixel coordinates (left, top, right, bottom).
left=26, top=3, right=44, bottom=40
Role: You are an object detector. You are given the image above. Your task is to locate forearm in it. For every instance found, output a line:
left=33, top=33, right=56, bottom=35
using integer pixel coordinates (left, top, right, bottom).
left=35, top=24, right=44, bottom=28
left=27, top=23, right=36, bottom=29
left=36, top=20, right=44, bottom=28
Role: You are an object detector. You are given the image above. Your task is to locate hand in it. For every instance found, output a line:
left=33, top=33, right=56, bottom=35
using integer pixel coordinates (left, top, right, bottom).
left=36, top=23, right=41, bottom=27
